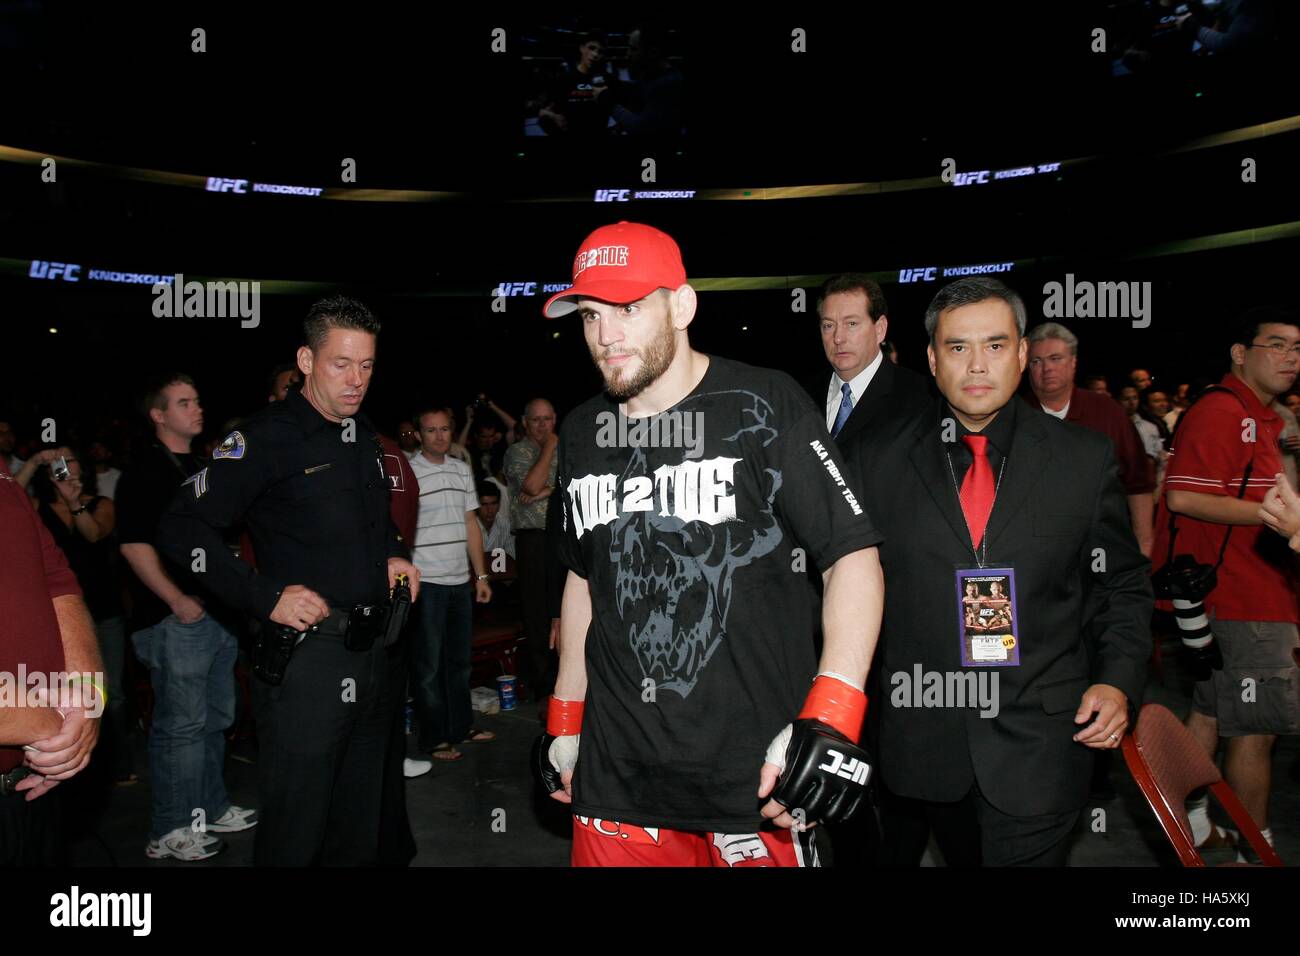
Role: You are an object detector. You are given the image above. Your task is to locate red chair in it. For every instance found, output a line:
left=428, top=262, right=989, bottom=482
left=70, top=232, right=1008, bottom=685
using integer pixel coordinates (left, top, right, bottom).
left=1121, top=703, right=1283, bottom=866
left=470, top=620, right=524, bottom=688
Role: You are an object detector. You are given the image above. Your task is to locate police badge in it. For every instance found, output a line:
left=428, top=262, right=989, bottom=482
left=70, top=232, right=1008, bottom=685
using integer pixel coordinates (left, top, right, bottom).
left=212, top=430, right=246, bottom=461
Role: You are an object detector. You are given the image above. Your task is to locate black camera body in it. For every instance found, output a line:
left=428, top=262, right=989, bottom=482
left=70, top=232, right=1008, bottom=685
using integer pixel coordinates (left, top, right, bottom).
left=1151, top=553, right=1217, bottom=602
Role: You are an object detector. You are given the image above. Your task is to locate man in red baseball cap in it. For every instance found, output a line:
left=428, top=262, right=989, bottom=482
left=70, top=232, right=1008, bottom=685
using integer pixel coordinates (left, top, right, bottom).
left=534, top=221, right=886, bottom=866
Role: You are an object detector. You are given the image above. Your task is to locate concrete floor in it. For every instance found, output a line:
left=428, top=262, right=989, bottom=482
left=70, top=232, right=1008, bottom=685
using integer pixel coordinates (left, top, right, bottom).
left=63, top=633, right=1299, bottom=867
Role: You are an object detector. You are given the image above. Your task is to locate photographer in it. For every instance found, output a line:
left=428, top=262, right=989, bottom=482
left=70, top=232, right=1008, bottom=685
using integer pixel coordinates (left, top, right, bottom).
left=1152, top=307, right=1300, bottom=862
left=457, top=393, right=517, bottom=482
left=29, top=448, right=135, bottom=787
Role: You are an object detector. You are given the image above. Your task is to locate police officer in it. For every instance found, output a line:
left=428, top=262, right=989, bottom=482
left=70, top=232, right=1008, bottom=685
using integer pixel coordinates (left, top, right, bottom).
left=158, top=295, right=421, bottom=866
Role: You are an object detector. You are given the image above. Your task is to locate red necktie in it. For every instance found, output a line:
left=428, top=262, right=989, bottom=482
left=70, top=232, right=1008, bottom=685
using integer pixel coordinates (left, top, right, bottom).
left=959, top=434, right=995, bottom=549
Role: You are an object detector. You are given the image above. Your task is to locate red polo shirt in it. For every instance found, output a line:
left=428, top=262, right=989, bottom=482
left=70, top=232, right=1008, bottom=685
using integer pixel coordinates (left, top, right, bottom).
left=379, top=434, right=418, bottom=549
left=0, top=472, right=78, bottom=772
left=1030, top=387, right=1155, bottom=495
left=1152, top=373, right=1299, bottom=623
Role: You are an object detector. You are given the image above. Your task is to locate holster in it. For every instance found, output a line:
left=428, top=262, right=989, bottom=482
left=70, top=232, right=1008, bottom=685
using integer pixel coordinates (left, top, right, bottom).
left=251, top=622, right=303, bottom=686
left=381, top=579, right=412, bottom=648
left=344, top=604, right=385, bottom=651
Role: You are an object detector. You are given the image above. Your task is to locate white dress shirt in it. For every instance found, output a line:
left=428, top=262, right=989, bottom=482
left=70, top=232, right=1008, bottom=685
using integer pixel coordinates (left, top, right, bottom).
left=825, top=350, right=884, bottom=434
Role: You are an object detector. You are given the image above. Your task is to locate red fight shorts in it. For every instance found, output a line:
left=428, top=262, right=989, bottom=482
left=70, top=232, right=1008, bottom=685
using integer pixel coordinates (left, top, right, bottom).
left=571, top=815, right=819, bottom=867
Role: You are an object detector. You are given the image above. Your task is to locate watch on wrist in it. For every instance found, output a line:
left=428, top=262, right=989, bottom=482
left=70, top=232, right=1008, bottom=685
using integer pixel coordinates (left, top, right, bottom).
left=70, top=504, right=88, bottom=516
left=476, top=574, right=490, bottom=581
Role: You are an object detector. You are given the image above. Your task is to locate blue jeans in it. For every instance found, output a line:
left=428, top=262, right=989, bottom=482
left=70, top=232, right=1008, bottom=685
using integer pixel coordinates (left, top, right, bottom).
left=95, top=615, right=133, bottom=777
left=410, top=582, right=474, bottom=751
left=131, top=613, right=238, bottom=839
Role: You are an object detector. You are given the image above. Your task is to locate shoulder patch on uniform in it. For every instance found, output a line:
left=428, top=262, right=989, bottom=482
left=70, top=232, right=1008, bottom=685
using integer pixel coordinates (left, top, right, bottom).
left=183, top=467, right=210, bottom=499
left=212, top=430, right=246, bottom=461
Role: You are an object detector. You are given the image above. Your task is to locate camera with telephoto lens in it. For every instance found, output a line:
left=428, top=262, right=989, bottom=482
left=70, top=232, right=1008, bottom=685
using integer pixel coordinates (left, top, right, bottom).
left=1151, top=553, right=1216, bottom=602
left=1152, top=554, right=1223, bottom=682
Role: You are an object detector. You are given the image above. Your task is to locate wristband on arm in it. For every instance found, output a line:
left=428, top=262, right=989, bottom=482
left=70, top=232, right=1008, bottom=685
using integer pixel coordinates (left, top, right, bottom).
left=796, top=672, right=867, bottom=744
left=546, top=697, right=585, bottom=737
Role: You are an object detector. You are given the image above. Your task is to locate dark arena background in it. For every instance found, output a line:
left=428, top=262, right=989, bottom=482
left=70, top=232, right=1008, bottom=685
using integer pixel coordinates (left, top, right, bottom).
left=2, top=1, right=1299, bottom=936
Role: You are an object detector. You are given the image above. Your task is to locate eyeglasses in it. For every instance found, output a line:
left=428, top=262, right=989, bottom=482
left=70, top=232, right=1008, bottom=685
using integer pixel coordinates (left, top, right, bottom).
left=1248, top=341, right=1300, bottom=357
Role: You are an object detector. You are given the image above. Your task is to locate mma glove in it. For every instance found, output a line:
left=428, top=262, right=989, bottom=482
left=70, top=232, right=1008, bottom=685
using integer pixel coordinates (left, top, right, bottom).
left=766, top=672, right=872, bottom=826
left=533, top=697, right=582, bottom=795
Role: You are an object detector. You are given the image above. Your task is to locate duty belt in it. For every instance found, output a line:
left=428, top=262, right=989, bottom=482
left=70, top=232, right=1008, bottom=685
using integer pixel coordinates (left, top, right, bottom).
left=310, top=604, right=386, bottom=652
left=309, top=606, right=379, bottom=637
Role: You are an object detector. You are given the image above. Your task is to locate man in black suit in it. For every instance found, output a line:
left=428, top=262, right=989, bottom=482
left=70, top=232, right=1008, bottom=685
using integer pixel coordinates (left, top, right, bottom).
left=853, top=277, right=1152, bottom=866
left=807, top=274, right=931, bottom=456
left=808, top=274, right=931, bottom=867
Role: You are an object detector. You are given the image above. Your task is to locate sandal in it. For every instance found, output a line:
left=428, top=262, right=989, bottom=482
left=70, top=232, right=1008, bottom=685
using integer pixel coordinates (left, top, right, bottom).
left=431, top=743, right=463, bottom=761
left=463, top=727, right=496, bottom=743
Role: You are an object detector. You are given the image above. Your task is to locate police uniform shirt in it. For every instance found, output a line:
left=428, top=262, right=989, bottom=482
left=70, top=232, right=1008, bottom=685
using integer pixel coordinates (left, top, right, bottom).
left=157, top=388, right=403, bottom=620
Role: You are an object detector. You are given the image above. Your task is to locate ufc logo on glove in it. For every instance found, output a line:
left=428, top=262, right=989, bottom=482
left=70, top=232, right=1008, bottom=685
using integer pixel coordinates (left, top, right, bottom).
left=817, top=749, right=871, bottom=786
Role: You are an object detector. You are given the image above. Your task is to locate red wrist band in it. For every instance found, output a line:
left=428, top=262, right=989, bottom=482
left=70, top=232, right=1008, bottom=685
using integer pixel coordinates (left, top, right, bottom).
left=797, top=675, right=868, bottom=744
left=547, top=696, right=585, bottom=737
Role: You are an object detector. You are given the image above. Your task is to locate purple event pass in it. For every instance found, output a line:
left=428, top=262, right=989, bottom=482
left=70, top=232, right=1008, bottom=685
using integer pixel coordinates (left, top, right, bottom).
left=955, top=567, right=1021, bottom=667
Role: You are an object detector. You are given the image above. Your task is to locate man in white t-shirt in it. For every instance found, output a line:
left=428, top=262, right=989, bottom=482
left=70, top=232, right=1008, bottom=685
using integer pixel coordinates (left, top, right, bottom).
left=408, top=407, right=494, bottom=761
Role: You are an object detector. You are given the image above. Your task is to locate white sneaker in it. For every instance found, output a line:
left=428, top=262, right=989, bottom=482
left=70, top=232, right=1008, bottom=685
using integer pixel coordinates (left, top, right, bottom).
left=404, top=757, right=432, bottom=778
left=146, top=827, right=225, bottom=861
left=208, top=805, right=258, bottom=833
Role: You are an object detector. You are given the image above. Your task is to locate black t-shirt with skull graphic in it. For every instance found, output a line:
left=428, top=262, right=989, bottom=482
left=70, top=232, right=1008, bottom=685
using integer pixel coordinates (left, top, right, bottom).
left=554, top=355, right=882, bottom=832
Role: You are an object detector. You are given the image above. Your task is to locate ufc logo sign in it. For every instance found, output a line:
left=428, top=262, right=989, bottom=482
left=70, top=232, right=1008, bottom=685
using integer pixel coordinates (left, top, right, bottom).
left=205, top=177, right=248, bottom=193
left=29, top=261, right=80, bottom=281
left=493, top=282, right=537, bottom=296
left=952, top=170, right=990, bottom=187
left=593, top=188, right=630, bottom=202
left=817, top=749, right=869, bottom=785
left=898, top=267, right=937, bottom=283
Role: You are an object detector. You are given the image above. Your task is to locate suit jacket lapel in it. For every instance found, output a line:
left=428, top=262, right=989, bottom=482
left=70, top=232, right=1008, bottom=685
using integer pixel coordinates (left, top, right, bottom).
left=982, top=405, right=1051, bottom=551
left=907, top=411, right=973, bottom=552
left=838, top=360, right=892, bottom=446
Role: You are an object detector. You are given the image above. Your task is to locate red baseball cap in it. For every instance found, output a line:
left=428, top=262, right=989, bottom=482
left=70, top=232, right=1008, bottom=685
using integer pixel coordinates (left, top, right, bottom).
left=542, top=221, right=687, bottom=319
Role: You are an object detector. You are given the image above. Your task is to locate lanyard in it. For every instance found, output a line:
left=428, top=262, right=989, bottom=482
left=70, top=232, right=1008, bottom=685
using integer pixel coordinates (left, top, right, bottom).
left=944, top=448, right=1006, bottom=569
left=158, top=445, right=199, bottom=480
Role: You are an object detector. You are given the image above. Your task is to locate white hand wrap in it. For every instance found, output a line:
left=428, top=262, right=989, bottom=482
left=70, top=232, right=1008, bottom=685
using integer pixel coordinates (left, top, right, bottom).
left=548, top=733, right=581, bottom=774
left=764, top=723, right=793, bottom=772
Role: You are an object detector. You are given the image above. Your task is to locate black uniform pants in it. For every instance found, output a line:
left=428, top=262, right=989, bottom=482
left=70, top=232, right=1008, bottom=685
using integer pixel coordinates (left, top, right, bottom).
left=377, top=641, right=417, bottom=866
left=0, top=781, right=65, bottom=866
left=515, top=529, right=556, bottom=699
left=252, top=632, right=396, bottom=866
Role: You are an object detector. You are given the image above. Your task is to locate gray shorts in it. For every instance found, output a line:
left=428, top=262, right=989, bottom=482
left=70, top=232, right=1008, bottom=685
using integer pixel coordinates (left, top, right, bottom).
left=1191, top=619, right=1300, bottom=737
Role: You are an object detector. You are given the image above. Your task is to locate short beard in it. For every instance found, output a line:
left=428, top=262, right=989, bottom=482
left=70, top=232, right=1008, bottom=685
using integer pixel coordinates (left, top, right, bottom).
left=593, top=314, right=677, bottom=402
